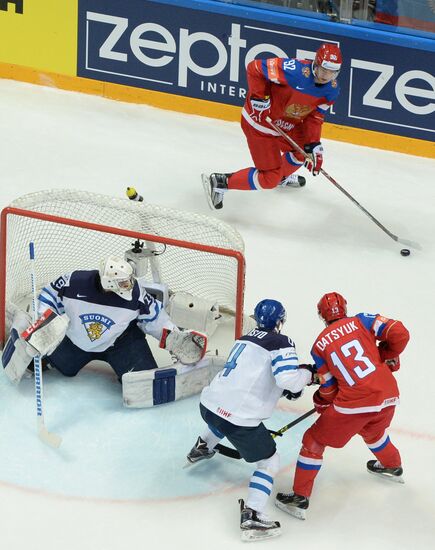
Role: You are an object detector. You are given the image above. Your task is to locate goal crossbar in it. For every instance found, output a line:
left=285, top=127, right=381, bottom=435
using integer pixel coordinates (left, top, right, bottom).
left=0, top=206, right=246, bottom=346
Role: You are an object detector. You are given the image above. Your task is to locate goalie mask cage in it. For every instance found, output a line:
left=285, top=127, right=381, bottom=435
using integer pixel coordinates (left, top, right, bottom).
left=0, top=189, right=246, bottom=347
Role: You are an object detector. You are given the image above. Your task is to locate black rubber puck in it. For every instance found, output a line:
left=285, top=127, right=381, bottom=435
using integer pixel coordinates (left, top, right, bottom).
left=400, top=249, right=411, bottom=256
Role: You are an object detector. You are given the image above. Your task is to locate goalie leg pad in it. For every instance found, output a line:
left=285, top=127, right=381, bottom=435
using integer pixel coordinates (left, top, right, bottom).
left=2, top=309, right=36, bottom=384
left=2, top=328, right=35, bottom=384
left=153, top=368, right=177, bottom=405
left=122, top=358, right=223, bottom=408
left=122, top=368, right=175, bottom=408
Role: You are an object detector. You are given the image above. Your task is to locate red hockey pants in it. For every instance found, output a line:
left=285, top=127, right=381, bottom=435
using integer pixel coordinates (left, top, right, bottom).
left=293, top=405, right=401, bottom=498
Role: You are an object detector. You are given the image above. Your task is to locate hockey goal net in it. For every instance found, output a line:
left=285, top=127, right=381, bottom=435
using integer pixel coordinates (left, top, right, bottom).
left=0, top=189, right=247, bottom=347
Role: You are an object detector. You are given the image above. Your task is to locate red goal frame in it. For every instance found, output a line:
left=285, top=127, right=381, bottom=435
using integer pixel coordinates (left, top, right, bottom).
left=0, top=207, right=246, bottom=347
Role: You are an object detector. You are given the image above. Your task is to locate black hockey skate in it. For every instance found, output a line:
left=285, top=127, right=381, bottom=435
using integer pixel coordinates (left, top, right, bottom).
left=278, top=174, right=306, bottom=188
left=367, top=460, right=404, bottom=483
left=186, top=436, right=216, bottom=465
left=202, top=173, right=229, bottom=210
left=275, top=492, right=309, bottom=520
left=239, top=499, right=281, bottom=542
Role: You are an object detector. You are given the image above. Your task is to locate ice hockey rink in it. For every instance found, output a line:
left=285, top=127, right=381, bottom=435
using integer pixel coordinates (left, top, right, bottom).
left=0, top=78, right=434, bottom=550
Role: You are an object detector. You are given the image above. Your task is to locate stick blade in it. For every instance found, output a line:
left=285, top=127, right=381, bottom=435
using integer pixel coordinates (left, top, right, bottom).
left=396, top=237, right=422, bottom=251
left=39, top=428, right=62, bottom=448
left=201, top=173, right=214, bottom=211
left=215, top=443, right=241, bottom=459
left=38, top=420, right=62, bottom=448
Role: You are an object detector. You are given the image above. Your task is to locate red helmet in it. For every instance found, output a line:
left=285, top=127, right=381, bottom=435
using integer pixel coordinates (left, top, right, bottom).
left=313, top=43, right=342, bottom=80
left=317, top=292, right=347, bottom=323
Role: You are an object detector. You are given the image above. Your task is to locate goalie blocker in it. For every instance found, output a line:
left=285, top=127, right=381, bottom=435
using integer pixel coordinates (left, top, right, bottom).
left=2, top=309, right=68, bottom=384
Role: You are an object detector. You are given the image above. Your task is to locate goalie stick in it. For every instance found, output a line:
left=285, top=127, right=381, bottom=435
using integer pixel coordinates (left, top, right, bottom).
left=29, top=242, right=62, bottom=449
left=215, top=408, right=316, bottom=460
left=266, top=116, right=422, bottom=251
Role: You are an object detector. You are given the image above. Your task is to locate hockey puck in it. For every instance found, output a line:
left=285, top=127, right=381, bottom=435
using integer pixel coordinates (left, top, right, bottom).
left=400, top=248, right=411, bottom=256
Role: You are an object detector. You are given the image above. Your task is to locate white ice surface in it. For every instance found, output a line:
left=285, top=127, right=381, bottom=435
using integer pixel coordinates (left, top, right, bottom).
left=0, top=79, right=434, bottom=550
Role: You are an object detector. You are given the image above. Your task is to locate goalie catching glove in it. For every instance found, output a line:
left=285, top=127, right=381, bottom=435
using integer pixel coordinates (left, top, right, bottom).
left=160, top=328, right=207, bottom=365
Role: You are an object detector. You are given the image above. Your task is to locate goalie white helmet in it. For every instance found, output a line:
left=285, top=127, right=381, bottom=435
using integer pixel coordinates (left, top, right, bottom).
left=99, top=256, right=135, bottom=300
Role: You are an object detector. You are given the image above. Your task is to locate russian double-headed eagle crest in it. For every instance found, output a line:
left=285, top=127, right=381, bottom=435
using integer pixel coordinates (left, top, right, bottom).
left=285, top=104, right=313, bottom=119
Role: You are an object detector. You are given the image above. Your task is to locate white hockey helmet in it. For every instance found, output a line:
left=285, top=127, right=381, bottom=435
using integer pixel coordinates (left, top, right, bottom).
left=99, top=256, right=135, bottom=300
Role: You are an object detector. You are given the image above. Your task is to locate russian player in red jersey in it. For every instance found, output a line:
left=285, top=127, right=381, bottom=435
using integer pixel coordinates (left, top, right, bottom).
left=203, top=43, right=342, bottom=209
left=275, top=292, right=410, bottom=520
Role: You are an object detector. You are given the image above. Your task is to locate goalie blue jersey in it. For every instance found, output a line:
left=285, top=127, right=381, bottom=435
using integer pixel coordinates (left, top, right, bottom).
left=38, top=270, right=174, bottom=352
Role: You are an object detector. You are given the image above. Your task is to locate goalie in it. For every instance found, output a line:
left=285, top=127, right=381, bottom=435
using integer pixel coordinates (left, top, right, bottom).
left=2, top=256, right=207, bottom=388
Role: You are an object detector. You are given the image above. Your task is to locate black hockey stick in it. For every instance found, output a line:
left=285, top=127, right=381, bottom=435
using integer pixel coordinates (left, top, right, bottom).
left=266, top=116, right=421, bottom=251
left=215, top=408, right=316, bottom=460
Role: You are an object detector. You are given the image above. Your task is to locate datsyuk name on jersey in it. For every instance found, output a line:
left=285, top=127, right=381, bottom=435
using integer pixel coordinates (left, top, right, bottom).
left=315, top=321, right=359, bottom=352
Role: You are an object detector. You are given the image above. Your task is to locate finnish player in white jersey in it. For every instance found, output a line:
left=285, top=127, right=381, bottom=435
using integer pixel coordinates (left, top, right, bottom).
left=186, top=299, right=316, bottom=542
left=3, top=256, right=206, bottom=390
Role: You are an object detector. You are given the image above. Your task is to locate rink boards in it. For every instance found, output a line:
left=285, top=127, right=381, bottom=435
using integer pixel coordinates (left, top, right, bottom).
left=0, top=0, right=434, bottom=157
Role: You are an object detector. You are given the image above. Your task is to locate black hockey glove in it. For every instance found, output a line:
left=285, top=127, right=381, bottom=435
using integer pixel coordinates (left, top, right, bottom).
left=299, top=363, right=319, bottom=385
left=283, top=389, right=303, bottom=401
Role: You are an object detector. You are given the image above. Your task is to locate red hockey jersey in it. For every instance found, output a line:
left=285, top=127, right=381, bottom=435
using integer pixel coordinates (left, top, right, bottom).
left=244, top=57, right=340, bottom=144
left=311, top=313, right=409, bottom=414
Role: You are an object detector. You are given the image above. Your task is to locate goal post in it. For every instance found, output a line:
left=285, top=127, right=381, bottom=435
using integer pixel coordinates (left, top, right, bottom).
left=0, top=190, right=248, bottom=349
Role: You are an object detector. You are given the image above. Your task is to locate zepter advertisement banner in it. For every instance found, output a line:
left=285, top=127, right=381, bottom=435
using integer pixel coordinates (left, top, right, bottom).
left=77, top=0, right=435, bottom=143
left=0, top=0, right=77, bottom=75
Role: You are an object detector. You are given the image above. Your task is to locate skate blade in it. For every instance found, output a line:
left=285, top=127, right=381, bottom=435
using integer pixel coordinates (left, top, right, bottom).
left=241, top=526, right=281, bottom=542
left=277, top=176, right=306, bottom=189
left=275, top=500, right=306, bottom=520
left=277, top=181, right=304, bottom=190
left=368, top=470, right=404, bottom=484
left=183, top=455, right=214, bottom=469
left=201, top=173, right=214, bottom=211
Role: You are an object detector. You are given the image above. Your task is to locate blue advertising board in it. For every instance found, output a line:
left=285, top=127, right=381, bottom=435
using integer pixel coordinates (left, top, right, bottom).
left=77, top=0, right=435, bottom=142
